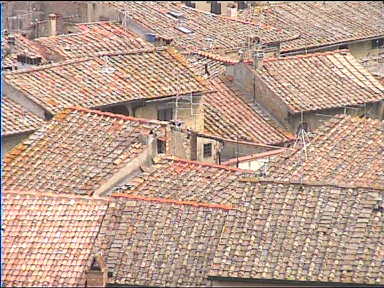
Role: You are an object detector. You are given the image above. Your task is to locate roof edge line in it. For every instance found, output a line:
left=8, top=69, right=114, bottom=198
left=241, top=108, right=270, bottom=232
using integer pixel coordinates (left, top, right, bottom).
left=111, top=193, right=234, bottom=210
left=239, top=178, right=384, bottom=191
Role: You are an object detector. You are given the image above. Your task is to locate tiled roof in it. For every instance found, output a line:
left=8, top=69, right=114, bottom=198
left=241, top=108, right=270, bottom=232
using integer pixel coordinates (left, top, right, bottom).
left=4, top=47, right=208, bottom=114
left=3, top=190, right=110, bottom=287
left=238, top=1, right=384, bottom=53
left=3, top=107, right=167, bottom=196
left=111, top=156, right=254, bottom=206
left=35, top=21, right=153, bottom=59
left=254, top=50, right=384, bottom=113
left=1, top=33, right=48, bottom=68
left=185, top=51, right=235, bottom=79
left=95, top=193, right=230, bottom=286
left=209, top=180, right=384, bottom=286
left=2, top=96, right=44, bottom=136
left=103, top=1, right=297, bottom=51
left=203, top=77, right=294, bottom=144
left=266, top=115, right=384, bottom=189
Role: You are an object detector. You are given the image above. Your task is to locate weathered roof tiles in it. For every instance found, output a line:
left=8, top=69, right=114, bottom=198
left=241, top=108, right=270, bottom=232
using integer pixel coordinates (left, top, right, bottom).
left=95, top=193, right=231, bottom=287
left=239, top=1, right=384, bottom=53
left=209, top=180, right=384, bottom=286
left=5, top=47, right=208, bottom=114
left=3, top=190, right=110, bottom=287
left=35, top=21, right=153, bottom=59
left=266, top=115, right=384, bottom=189
left=2, top=96, right=44, bottom=136
left=254, top=50, right=384, bottom=113
left=203, top=76, right=294, bottom=144
left=3, top=107, right=167, bottom=196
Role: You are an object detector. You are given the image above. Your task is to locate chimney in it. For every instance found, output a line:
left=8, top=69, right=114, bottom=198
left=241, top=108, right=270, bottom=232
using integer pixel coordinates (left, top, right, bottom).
left=253, top=48, right=264, bottom=70
left=86, top=255, right=108, bottom=288
left=190, top=131, right=197, bottom=161
left=48, top=14, right=57, bottom=37
left=226, top=4, right=238, bottom=17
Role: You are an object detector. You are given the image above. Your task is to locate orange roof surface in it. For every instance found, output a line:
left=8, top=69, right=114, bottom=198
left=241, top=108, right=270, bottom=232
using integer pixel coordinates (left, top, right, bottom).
left=203, top=77, right=294, bottom=144
left=2, top=96, right=44, bottom=136
left=111, top=156, right=254, bottom=206
left=3, top=190, right=110, bottom=287
left=254, top=50, right=384, bottom=113
left=5, top=47, right=208, bottom=114
left=95, top=193, right=230, bottom=286
left=209, top=181, right=384, bottom=285
left=3, top=107, right=167, bottom=196
left=103, top=1, right=297, bottom=51
left=266, top=115, right=384, bottom=189
left=238, top=1, right=384, bottom=53
left=35, top=21, right=153, bottom=59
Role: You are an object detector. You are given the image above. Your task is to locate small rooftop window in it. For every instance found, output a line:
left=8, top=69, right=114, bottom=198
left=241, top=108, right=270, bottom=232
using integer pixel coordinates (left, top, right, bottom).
left=176, top=26, right=193, bottom=34
left=167, top=11, right=184, bottom=19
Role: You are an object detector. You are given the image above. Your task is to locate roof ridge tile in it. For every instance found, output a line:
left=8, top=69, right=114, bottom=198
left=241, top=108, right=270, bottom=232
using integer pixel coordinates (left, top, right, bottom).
left=111, top=193, right=234, bottom=210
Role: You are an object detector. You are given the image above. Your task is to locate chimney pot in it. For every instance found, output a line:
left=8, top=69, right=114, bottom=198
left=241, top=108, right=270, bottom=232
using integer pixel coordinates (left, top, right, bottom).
left=226, top=4, right=238, bottom=17
left=48, top=14, right=57, bottom=36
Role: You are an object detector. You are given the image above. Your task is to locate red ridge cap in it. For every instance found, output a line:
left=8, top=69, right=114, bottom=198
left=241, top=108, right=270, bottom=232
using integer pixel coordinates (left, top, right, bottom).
left=68, top=106, right=168, bottom=126
left=162, top=155, right=255, bottom=173
left=5, top=47, right=164, bottom=75
left=4, top=189, right=111, bottom=202
left=111, top=193, right=234, bottom=210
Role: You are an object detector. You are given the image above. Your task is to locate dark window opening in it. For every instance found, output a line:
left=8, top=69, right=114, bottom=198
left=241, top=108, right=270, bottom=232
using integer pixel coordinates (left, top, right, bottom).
left=372, top=38, right=384, bottom=49
left=103, top=105, right=129, bottom=116
left=157, top=108, right=173, bottom=121
left=44, top=111, right=53, bottom=121
left=203, top=143, right=212, bottom=158
left=157, top=139, right=166, bottom=154
left=204, top=63, right=210, bottom=76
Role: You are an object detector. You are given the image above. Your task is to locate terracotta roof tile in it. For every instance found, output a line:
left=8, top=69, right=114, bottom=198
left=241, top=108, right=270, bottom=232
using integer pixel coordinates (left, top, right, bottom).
left=1, top=96, right=44, bottom=136
left=4, top=47, right=208, bottom=114
left=103, top=1, right=297, bottom=51
left=3, top=190, right=110, bottom=287
left=35, top=21, right=153, bottom=59
left=3, top=107, right=167, bottom=196
left=95, top=194, right=230, bottom=286
left=111, top=156, right=254, bottom=206
left=203, top=77, right=294, bottom=144
left=254, top=50, right=384, bottom=113
left=209, top=181, right=384, bottom=285
left=266, top=115, right=384, bottom=188
left=239, top=1, right=384, bottom=53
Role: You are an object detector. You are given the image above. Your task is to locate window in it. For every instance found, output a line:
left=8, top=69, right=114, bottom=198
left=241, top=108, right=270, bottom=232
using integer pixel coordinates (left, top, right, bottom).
left=203, top=143, right=212, bottom=158
left=372, top=38, right=384, bottom=49
left=157, top=139, right=166, bottom=154
left=157, top=108, right=173, bottom=121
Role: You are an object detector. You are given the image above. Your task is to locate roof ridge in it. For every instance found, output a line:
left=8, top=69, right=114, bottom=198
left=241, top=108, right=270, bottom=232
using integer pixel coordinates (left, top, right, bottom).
left=240, top=178, right=384, bottom=191
left=5, top=47, right=164, bottom=75
left=158, top=155, right=255, bottom=173
left=4, top=189, right=111, bottom=202
left=189, top=50, right=239, bottom=65
left=166, top=47, right=210, bottom=87
left=111, top=193, right=234, bottom=210
left=263, top=49, right=350, bottom=63
left=67, top=106, right=169, bottom=126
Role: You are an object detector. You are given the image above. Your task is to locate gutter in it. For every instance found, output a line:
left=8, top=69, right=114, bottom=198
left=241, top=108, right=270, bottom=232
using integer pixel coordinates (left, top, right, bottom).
left=281, top=35, right=384, bottom=56
left=208, top=276, right=384, bottom=287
